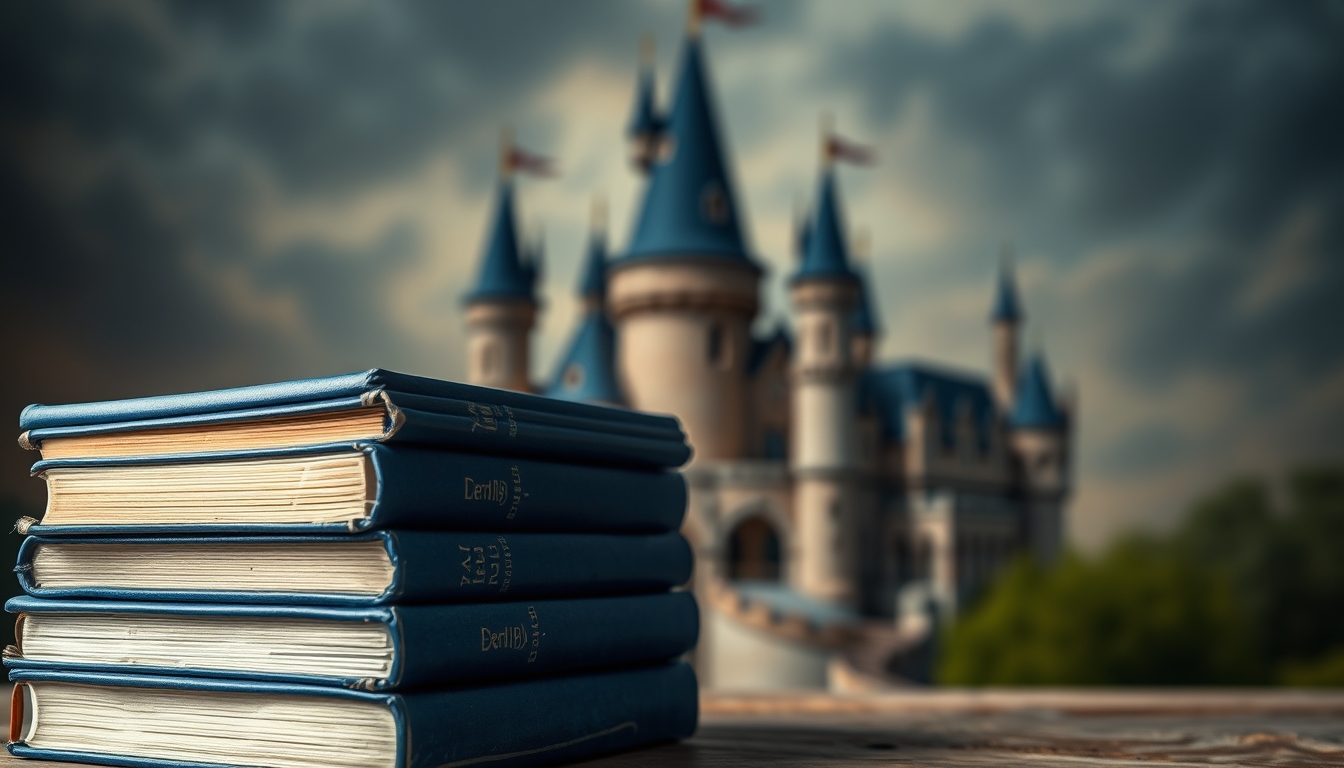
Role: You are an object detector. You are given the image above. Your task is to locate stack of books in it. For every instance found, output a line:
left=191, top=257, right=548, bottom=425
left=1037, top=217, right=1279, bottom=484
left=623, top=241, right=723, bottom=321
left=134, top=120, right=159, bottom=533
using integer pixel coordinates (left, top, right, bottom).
left=5, top=370, right=699, bottom=768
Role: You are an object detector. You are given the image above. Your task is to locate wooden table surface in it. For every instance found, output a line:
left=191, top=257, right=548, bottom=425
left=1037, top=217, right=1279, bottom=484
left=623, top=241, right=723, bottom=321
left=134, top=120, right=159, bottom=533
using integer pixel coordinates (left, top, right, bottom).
left=5, top=689, right=1343, bottom=766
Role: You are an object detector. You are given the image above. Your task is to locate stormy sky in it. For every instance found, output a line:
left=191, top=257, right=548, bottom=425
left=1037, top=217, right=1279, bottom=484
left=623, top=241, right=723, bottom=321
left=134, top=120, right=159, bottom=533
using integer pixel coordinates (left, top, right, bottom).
left=1, top=1, right=1341, bottom=548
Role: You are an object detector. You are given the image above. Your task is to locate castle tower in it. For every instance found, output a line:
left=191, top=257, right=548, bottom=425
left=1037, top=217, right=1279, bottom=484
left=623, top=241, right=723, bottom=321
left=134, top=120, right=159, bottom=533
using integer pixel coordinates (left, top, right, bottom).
left=1009, top=352, right=1070, bottom=564
left=790, top=156, right=863, bottom=606
left=546, top=205, right=624, bottom=406
left=990, top=251, right=1022, bottom=410
left=608, top=31, right=761, bottom=462
left=850, top=260, right=880, bottom=369
left=463, top=149, right=540, bottom=392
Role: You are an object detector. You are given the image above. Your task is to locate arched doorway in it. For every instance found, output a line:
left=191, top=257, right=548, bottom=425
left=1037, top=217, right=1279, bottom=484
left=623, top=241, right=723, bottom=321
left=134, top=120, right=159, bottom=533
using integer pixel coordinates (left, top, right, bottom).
left=727, top=515, right=781, bottom=582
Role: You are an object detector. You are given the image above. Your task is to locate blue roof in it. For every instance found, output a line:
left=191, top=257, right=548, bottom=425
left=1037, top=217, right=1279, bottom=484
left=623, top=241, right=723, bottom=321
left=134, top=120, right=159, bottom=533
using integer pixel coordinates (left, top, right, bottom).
left=1010, top=354, right=1066, bottom=430
left=578, top=230, right=608, bottom=300
left=733, top=581, right=859, bottom=630
left=463, top=181, right=537, bottom=304
left=626, top=63, right=662, bottom=138
left=793, top=170, right=858, bottom=284
left=851, top=265, right=880, bottom=336
left=864, top=363, right=996, bottom=451
left=620, top=38, right=755, bottom=266
left=990, top=260, right=1022, bottom=323
left=546, top=311, right=624, bottom=406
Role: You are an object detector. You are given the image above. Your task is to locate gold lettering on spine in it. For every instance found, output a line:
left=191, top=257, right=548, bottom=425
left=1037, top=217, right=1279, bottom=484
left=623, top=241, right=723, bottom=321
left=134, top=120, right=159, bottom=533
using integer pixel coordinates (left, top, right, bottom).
left=478, top=605, right=544, bottom=660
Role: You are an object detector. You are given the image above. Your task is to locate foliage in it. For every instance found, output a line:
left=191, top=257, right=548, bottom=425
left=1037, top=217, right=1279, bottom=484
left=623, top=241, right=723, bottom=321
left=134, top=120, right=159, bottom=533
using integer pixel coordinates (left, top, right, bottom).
left=1280, top=648, right=1344, bottom=687
left=938, top=465, right=1344, bottom=686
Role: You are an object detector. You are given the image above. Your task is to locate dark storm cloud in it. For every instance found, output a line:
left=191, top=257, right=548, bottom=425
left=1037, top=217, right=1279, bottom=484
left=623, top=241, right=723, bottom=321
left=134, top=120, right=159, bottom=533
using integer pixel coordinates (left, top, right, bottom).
left=822, top=1, right=1344, bottom=394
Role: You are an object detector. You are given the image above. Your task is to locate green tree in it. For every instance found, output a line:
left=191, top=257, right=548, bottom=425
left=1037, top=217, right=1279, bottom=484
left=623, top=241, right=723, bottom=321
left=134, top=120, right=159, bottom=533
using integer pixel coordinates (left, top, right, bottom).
left=939, top=541, right=1257, bottom=685
left=939, top=465, right=1344, bottom=686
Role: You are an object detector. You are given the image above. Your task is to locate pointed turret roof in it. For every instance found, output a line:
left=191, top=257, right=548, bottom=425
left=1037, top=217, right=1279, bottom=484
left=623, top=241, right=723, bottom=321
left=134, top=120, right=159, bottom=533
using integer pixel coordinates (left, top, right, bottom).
left=578, top=229, right=608, bottom=301
left=464, top=181, right=537, bottom=304
left=620, top=37, right=755, bottom=266
left=547, top=229, right=623, bottom=405
left=793, top=170, right=858, bottom=284
left=990, top=258, right=1022, bottom=323
left=852, top=265, right=880, bottom=336
left=546, top=312, right=624, bottom=405
left=627, top=57, right=662, bottom=138
left=1010, top=354, right=1066, bottom=430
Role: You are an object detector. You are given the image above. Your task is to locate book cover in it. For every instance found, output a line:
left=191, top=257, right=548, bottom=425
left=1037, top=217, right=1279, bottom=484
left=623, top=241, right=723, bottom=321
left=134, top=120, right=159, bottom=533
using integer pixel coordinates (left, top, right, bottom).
left=8, top=663, right=699, bottom=768
left=19, top=369, right=680, bottom=433
left=22, top=390, right=691, bottom=469
left=15, top=530, right=694, bottom=605
left=26, top=442, right=688, bottom=535
left=5, top=592, right=699, bottom=690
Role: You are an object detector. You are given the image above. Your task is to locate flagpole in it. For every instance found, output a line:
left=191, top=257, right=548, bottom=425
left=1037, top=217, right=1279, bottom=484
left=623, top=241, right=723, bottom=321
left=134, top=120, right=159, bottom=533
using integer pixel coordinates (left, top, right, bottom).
left=591, top=197, right=608, bottom=234
left=687, top=0, right=702, bottom=38
left=499, top=125, right=514, bottom=181
left=820, top=112, right=835, bottom=171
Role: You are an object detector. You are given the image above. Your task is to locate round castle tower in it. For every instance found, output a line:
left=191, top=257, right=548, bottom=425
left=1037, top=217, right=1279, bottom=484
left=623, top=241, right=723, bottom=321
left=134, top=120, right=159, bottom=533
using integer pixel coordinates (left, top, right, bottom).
left=608, top=30, right=761, bottom=462
left=463, top=142, right=541, bottom=392
left=790, top=153, right=863, bottom=606
left=990, top=249, right=1022, bottom=410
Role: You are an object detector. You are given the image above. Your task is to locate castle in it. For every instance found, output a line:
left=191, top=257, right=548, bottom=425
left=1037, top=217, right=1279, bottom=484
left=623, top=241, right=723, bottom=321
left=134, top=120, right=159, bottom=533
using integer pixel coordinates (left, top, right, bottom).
left=460, top=18, right=1073, bottom=690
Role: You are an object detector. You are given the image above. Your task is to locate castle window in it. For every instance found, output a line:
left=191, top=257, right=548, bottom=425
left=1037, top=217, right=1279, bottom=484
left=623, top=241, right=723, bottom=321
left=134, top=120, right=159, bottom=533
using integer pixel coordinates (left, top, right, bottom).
left=563, top=363, right=584, bottom=391
left=707, top=322, right=733, bottom=370
left=727, top=516, right=781, bottom=582
left=763, top=430, right=786, bottom=460
left=701, top=183, right=729, bottom=224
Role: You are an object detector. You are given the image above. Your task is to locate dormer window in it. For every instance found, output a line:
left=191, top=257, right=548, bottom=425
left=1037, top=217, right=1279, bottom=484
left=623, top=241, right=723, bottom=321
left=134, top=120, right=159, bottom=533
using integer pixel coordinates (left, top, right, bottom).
left=563, top=363, right=585, bottom=391
left=702, top=183, right=729, bottom=224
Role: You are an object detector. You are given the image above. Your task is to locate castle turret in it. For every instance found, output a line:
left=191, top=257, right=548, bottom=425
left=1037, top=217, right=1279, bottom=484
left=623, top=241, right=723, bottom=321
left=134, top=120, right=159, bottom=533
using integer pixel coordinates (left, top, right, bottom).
left=546, top=206, right=624, bottom=406
left=1009, top=352, right=1070, bottom=563
left=463, top=143, right=540, bottom=392
left=790, top=153, right=862, bottom=606
left=627, top=36, right=664, bottom=173
left=608, top=31, right=761, bottom=462
left=849, top=238, right=880, bottom=369
left=990, top=250, right=1022, bottom=410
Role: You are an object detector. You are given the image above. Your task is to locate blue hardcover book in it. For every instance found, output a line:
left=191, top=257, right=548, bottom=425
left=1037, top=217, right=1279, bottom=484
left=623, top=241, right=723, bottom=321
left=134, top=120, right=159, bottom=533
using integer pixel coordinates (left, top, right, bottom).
left=22, top=391, right=691, bottom=469
left=5, top=592, right=699, bottom=690
left=15, top=530, right=693, bottom=605
left=25, top=442, right=687, bottom=535
left=19, top=369, right=691, bottom=468
left=8, top=663, right=698, bottom=768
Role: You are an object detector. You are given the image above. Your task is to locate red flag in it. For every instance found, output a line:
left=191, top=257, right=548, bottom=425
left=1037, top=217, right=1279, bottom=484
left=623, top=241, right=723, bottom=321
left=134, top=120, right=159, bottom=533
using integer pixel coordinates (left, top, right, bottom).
left=697, top=0, right=757, bottom=27
left=825, top=134, right=876, bottom=166
left=505, top=144, right=556, bottom=177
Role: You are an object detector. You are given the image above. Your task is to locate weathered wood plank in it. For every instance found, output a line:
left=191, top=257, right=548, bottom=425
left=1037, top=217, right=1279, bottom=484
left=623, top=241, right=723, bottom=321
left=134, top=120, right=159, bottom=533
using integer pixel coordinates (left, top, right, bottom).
left=3, top=690, right=1342, bottom=766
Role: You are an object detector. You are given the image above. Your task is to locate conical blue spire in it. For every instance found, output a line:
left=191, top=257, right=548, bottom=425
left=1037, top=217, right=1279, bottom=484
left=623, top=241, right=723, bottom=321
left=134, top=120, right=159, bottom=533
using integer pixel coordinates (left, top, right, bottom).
left=1010, top=353, right=1065, bottom=429
left=621, top=37, right=754, bottom=265
left=793, top=169, right=858, bottom=283
left=627, top=59, right=662, bottom=139
left=990, top=259, right=1022, bottom=323
left=578, top=229, right=608, bottom=301
left=851, top=265, right=880, bottom=336
left=464, top=181, right=537, bottom=304
left=547, top=231, right=623, bottom=405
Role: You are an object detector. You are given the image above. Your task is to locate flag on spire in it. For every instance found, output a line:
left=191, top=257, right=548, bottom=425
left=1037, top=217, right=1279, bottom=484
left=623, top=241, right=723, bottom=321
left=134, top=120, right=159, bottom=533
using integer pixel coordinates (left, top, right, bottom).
left=825, top=133, right=876, bottom=166
left=503, top=142, right=556, bottom=177
left=691, top=0, right=758, bottom=32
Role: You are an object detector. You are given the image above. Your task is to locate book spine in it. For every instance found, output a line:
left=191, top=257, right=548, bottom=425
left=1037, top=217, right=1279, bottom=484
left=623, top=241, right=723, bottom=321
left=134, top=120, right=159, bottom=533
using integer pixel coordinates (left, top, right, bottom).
left=370, top=446, right=688, bottom=533
left=393, top=593, right=698, bottom=689
left=391, top=531, right=692, bottom=603
left=401, top=662, right=697, bottom=768
left=388, top=406, right=691, bottom=469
